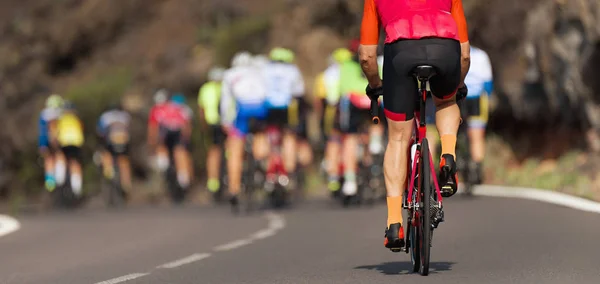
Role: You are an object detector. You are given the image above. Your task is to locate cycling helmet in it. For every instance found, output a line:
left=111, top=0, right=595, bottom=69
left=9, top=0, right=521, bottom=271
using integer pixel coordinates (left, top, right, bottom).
left=171, top=93, right=186, bottom=105
left=45, top=94, right=64, bottom=109
left=269, top=47, right=290, bottom=63
left=252, top=54, right=270, bottom=67
left=231, top=51, right=253, bottom=67
left=208, top=67, right=226, bottom=82
left=284, top=48, right=296, bottom=63
left=332, top=48, right=352, bottom=64
left=154, top=89, right=169, bottom=104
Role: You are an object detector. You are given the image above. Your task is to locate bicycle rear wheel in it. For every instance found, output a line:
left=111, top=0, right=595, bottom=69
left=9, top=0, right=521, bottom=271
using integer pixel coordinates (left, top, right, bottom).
left=419, top=138, right=432, bottom=276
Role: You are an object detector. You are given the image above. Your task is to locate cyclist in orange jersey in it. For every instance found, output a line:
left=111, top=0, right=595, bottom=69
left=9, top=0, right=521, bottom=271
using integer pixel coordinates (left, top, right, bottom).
left=359, top=0, right=471, bottom=251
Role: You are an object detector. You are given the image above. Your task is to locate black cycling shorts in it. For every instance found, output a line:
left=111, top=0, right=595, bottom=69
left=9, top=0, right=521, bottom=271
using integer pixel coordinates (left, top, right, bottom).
left=297, top=100, right=309, bottom=140
left=267, top=108, right=289, bottom=128
left=164, top=129, right=189, bottom=151
left=383, top=37, right=461, bottom=121
left=62, top=146, right=82, bottom=163
left=209, top=125, right=226, bottom=145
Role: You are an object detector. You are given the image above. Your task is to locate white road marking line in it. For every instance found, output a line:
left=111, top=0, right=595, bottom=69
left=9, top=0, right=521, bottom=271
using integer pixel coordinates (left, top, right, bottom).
left=214, top=212, right=286, bottom=251
left=0, top=214, right=20, bottom=237
left=157, top=253, right=211, bottom=269
left=250, top=228, right=276, bottom=240
left=472, top=185, right=600, bottom=214
left=95, top=212, right=286, bottom=283
left=93, top=273, right=149, bottom=284
left=214, top=239, right=253, bottom=252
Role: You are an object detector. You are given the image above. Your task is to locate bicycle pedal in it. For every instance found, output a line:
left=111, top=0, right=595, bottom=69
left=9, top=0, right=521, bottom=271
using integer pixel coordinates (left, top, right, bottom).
left=390, top=248, right=403, bottom=253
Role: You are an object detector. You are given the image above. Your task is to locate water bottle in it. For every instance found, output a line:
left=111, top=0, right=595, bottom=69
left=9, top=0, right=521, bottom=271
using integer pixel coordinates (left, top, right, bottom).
left=410, top=143, right=417, bottom=166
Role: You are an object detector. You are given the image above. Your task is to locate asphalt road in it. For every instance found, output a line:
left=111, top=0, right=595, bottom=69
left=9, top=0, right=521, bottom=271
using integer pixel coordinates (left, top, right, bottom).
left=1, top=195, right=600, bottom=284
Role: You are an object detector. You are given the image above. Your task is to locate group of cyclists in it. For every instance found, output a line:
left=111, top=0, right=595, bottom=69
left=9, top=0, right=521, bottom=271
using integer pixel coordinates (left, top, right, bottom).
left=37, top=0, right=496, bottom=254
left=38, top=96, right=133, bottom=201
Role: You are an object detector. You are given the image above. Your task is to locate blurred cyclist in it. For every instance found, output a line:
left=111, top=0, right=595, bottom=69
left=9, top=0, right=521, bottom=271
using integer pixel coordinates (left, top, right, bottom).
left=221, top=51, right=269, bottom=209
left=159, top=93, right=194, bottom=189
left=38, top=94, right=64, bottom=191
left=198, top=67, right=226, bottom=193
left=97, top=102, right=133, bottom=193
left=54, top=101, right=85, bottom=196
left=425, top=45, right=493, bottom=183
left=263, top=47, right=305, bottom=177
left=359, top=0, right=470, bottom=250
left=463, top=45, right=493, bottom=183
left=336, top=45, right=381, bottom=198
left=148, top=89, right=170, bottom=172
left=313, top=48, right=352, bottom=192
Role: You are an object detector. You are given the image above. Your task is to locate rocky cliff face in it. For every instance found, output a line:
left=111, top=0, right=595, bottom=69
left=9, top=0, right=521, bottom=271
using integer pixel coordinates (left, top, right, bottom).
left=467, top=0, right=600, bottom=159
left=0, top=0, right=598, bottom=197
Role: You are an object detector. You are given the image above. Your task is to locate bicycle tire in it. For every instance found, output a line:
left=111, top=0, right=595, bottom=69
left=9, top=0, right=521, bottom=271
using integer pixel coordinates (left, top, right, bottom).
left=420, top=138, right=432, bottom=276
left=408, top=216, right=421, bottom=272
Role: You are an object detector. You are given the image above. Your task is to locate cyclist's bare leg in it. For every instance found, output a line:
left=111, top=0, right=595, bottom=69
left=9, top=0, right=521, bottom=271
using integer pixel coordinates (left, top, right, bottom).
left=297, top=139, right=313, bottom=166
left=433, top=96, right=460, bottom=157
left=384, top=119, right=413, bottom=226
left=325, top=132, right=341, bottom=186
left=69, top=158, right=83, bottom=195
left=252, top=132, right=268, bottom=161
left=101, top=150, right=114, bottom=178
left=42, top=150, right=55, bottom=178
left=227, top=135, right=244, bottom=196
left=468, top=127, right=485, bottom=162
left=368, top=124, right=385, bottom=156
left=206, top=145, right=222, bottom=182
left=155, top=144, right=169, bottom=172
left=173, top=145, right=191, bottom=187
left=341, top=133, right=359, bottom=194
left=54, top=150, right=67, bottom=186
left=118, top=155, right=133, bottom=192
left=282, top=131, right=297, bottom=173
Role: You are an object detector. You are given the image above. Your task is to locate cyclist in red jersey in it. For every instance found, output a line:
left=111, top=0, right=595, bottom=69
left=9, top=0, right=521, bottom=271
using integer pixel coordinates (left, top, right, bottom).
left=148, top=89, right=170, bottom=172
left=156, top=94, right=194, bottom=189
left=359, top=0, right=471, bottom=251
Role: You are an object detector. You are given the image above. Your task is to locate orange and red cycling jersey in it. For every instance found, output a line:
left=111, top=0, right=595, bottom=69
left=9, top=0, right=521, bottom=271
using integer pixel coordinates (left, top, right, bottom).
left=360, top=0, right=469, bottom=45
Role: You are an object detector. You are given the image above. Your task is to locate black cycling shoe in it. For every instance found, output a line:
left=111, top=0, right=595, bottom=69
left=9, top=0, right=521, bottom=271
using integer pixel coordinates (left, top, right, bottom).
left=439, top=154, right=458, bottom=197
left=229, top=195, right=240, bottom=214
left=384, top=223, right=405, bottom=252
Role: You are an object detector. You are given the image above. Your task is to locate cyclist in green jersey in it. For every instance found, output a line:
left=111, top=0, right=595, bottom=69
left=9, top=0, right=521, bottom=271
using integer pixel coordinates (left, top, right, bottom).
left=198, top=67, right=226, bottom=193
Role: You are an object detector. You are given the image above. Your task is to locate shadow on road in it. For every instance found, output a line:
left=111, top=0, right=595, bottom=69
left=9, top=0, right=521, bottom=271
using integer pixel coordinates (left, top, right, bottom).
left=354, top=261, right=455, bottom=275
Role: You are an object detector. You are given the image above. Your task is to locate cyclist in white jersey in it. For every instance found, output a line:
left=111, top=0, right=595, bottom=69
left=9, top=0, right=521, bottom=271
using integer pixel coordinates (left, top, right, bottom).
left=463, top=46, right=493, bottom=183
left=263, top=47, right=305, bottom=175
left=221, top=51, right=269, bottom=209
left=97, top=103, right=133, bottom=192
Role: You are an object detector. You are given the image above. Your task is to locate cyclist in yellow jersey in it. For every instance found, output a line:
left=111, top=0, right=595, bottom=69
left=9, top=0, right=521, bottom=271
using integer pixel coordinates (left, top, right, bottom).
left=314, top=48, right=352, bottom=192
left=39, top=94, right=64, bottom=191
left=198, top=66, right=226, bottom=193
left=54, top=101, right=85, bottom=196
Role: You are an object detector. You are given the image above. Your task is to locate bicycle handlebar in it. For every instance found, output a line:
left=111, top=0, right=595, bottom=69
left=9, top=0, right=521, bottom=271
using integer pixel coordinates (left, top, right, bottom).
left=371, top=99, right=380, bottom=124
left=366, top=84, right=384, bottom=125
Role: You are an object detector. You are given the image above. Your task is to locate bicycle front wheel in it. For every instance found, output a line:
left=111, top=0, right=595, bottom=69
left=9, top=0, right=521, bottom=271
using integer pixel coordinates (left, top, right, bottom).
left=419, top=138, right=432, bottom=276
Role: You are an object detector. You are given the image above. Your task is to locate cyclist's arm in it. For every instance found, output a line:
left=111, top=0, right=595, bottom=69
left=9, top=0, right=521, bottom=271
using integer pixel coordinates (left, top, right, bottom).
left=219, top=77, right=235, bottom=127
left=197, top=86, right=208, bottom=129
left=452, top=0, right=471, bottom=86
left=358, top=0, right=382, bottom=89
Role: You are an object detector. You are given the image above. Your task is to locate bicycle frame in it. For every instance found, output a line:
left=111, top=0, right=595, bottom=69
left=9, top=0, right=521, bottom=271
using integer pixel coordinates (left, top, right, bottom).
left=265, top=125, right=289, bottom=186
left=405, top=82, right=443, bottom=210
